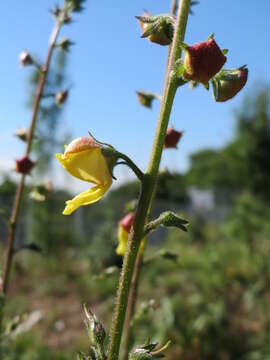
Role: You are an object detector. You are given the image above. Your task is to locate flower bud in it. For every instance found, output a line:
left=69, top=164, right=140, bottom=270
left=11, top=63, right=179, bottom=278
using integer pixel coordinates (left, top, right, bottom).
left=51, top=5, right=61, bottom=19
left=164, top=127, right=183, bottom=148
left=117, top=212, right=146, bottom=256
left=19, top=51, right=33, bottom=67
left=56, top=135, right=113, bottom=215
left=67, top=0, right=86, bottom=12
left=15, top=156, right=35, bottom=174
left=57, top=38, right=74, bottom=52
left=136, top=14, right=175, bottom=46
left=212, top=66, right=248, bottom=102
left=15, top=127, right=29, bottom=142
left=136, top=91, right=156, bottom=108
left=183, top=36, right=227, bottom=86
left=119, top=212, right=134, bottom=232
left=55, top=90, right=69, bottom=105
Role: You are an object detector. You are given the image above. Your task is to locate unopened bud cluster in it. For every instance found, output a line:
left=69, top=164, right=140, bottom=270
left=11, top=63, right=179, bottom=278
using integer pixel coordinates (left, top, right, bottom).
left=181, top=35, right=248, bottom=99
left=137, top=20, right=248, bottom=101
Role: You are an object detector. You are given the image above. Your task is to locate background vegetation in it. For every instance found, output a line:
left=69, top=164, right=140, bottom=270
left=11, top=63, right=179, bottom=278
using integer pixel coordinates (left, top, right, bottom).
left=1, top=87, right=270, bottom=359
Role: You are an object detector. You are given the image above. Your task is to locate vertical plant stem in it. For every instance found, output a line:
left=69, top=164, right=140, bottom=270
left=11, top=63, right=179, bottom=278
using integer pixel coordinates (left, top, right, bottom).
left=107, top=1, right=191, bottom=359
left=171, top=0, right=178, bottom=16
left=121, top=2, right=182, bottom=358
left=1, top=22, right=62, bottom=296
left=121, top=253, right=143, bottom=359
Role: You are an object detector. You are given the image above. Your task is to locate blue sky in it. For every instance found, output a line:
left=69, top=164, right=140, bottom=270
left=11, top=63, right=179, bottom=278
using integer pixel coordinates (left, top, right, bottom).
left=1, top=1, right=270, bottom=189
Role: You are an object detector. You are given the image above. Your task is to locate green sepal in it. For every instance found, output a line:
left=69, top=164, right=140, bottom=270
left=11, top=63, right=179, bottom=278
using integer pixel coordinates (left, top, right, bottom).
left=222, top=48, right=229, bottom=55
left=211, top=78, right=220, bottom=101
left=175, top=59, right=185, bottom=78
left=141, top=21, right=162, bottom=39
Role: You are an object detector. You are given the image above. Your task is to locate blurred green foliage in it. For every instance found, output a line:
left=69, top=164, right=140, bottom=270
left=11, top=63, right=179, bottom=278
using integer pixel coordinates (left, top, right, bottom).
left=1, top=87, right=270, bottom=359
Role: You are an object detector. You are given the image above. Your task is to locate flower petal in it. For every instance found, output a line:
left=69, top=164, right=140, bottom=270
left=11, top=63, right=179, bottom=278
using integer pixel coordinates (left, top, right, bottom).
left=116, top=225, right=146, bottom=256
left=56, top=148, right=111, bottom=185
left=62, top=181, right=111, bottom=215
left=116, top=226, right=129, bottom=256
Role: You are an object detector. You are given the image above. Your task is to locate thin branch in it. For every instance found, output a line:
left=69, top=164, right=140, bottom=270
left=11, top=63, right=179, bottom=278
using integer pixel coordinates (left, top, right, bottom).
left=1, top=21, right=62, bottom=296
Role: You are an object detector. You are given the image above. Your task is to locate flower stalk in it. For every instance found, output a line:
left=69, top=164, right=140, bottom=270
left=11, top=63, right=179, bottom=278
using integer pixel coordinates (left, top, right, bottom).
left=1, top=20, right=62, bottom=296
left=107, top=1, right=191, bottom=359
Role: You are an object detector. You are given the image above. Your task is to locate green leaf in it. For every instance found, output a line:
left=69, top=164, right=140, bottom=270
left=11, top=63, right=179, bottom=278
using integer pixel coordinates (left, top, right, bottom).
left=145, top=211, right=189, bottom=235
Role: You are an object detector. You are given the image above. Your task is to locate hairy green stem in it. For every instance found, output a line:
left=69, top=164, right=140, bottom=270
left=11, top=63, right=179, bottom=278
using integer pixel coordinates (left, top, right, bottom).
left=121, top=13, right=175, bottom=356
left=107, top=1, right=191, bottom=359
left=1, top=21, right=62, bottom=296
left=121, top=253, right=143, bottom=360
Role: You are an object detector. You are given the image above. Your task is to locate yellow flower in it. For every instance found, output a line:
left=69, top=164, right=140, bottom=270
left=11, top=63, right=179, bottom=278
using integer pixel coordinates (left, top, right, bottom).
left=56, top=136, right=112, bottom=215
left=116, top=212, right=145, bottom=256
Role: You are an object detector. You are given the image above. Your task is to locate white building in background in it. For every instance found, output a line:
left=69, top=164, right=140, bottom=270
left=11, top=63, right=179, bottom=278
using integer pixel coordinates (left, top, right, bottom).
left=188, top=187, right=215, bottom=211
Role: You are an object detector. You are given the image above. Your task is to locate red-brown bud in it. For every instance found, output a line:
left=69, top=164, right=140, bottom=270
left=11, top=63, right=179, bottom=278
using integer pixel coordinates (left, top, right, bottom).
left=164, top=128, right=183, bottom=149
left=15, top=156, right=35, bottom=174
left=212, top=67, right=248, bottom=102
left=19, top=51, right=33, bottom=67
left=119, top=212, right=134, bottom=233
left=183, top=37, right=227, bottom=86
left=55, top=90, right=69, bottom=105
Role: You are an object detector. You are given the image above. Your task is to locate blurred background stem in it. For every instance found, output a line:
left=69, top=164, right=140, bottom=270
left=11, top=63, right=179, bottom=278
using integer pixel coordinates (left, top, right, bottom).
left=107, top=1, right=191, bottom=359
left=1, top=21, right=62, bottom=297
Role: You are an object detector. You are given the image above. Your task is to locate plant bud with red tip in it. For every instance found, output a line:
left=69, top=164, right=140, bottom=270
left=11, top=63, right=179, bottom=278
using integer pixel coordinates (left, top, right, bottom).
left=55, top=90, right=69, bottom=105
left=212, top=66, right=248, bottom=102
left=164, top=128, right=183, bottom=149
left=119, top=212, right=134, bottom=232
left=19, top=51, right=33, bottom=67
left=15, top=156, right=35, bottom=174
left=136, top=14, right=175, bottom=46
left=183, top=36, right=227, bottom=86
